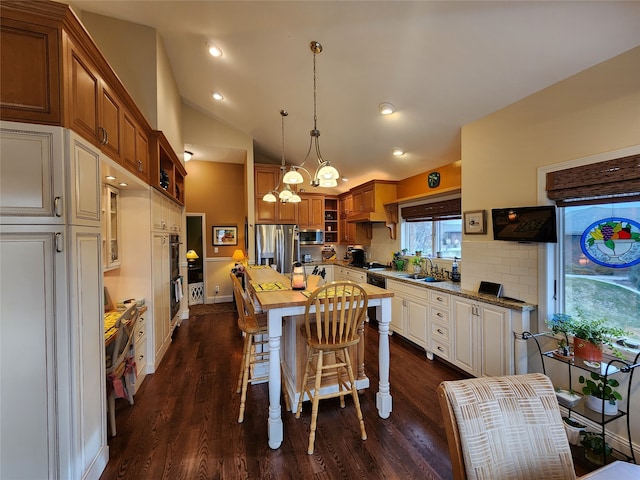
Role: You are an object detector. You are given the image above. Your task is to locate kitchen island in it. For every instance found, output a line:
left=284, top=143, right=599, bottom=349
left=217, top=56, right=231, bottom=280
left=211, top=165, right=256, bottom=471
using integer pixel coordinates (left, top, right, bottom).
left=244, top=265, right=394, bottom=449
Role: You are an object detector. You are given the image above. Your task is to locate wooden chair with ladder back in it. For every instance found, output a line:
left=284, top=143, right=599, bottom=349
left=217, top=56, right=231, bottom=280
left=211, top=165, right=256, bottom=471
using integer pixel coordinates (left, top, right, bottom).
left=295, top=281, right=369, bottom=454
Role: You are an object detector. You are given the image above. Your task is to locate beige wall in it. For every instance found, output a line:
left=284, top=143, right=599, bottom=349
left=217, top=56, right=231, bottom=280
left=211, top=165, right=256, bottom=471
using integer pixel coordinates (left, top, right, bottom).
left=156, top=35, right=183, bottom=155
left=461, top=46, right=640, bottom=302
left=80, top=9, right=183, bottom=158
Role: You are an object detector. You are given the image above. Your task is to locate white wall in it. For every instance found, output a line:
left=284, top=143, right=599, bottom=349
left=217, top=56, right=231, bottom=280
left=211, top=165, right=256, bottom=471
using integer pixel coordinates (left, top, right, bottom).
left=462, top=46, right=640, bottom=453
left=461, top=46, right=640, bottom=302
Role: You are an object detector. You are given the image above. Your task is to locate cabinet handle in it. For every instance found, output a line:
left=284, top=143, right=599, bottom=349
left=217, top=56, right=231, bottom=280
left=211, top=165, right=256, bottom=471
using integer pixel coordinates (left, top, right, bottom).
left=55, top=232, right=63, bottom=253
left=437, top=312, right=443, bottom=318
left=138, top=354, right=144, bottom=361
left=437, top=346, right=444, bottom=352
left=104, top=128, right=109, bottom=145
left=54, top=196, right=62, bottom=217
left=437, top=328, right=444, bottom=334
left=436, top=296, right=443, bottom=302
left=98, top=127, right=106, bottom=144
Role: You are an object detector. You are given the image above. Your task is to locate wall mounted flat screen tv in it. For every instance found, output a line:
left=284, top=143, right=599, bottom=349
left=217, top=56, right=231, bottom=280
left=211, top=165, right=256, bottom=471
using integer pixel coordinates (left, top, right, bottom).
left=491, top=205, right=558, bottom=243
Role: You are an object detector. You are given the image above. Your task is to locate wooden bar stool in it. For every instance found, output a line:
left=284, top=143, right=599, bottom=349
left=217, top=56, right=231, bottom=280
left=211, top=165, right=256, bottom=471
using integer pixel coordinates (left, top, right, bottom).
left=295, top=281, right=369, bottom=454
left=230, top=272, right=270, bottom=423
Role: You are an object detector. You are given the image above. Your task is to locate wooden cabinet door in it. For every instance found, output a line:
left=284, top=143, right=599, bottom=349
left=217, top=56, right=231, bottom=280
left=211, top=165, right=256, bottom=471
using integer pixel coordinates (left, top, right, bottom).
left=277, top=200, right=297, bottom=224
left=255, top=166, right=277, bottom=223
left=135, top=127, right=149, bottom=181
left=362, top=187, right=375, bottom=212
left=98, top=81, right=122, bottom=161
left=298, top=195, right=323, bottom=229
left=122, top=112, right=137, bottom=172
left=0, top=18, right=61, bottom=124
left=406, top=298, right=429, bottom=348
left=66, top=37, right=99, bottom=145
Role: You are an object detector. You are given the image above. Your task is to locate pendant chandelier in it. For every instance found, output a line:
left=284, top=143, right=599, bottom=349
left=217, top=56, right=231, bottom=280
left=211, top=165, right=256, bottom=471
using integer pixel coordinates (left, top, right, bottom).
left=283, top=41, right=340, bottom=189
left=262, top=110, right=301, bottom=203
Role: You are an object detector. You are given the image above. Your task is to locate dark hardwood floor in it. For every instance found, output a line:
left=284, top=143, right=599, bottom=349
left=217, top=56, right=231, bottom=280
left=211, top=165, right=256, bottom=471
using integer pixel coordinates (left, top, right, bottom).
left=100, top=304, right=592, bottom=480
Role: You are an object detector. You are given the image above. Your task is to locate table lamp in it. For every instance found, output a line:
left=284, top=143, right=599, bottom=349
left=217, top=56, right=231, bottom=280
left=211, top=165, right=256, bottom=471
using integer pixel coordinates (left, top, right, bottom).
left=232, top=249, right=246, bottom=264
left=186, top=249, right=199, bottom=261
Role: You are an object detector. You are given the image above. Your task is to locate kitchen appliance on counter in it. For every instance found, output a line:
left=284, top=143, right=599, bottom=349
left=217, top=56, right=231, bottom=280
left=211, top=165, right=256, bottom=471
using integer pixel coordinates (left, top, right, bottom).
left=350, top=248, right=365, bottom=267
left=303, top=254, right=313, bottom=263
left=322, top=245, right=336, bottom=261
left=256, top=224, right=300, bottom=273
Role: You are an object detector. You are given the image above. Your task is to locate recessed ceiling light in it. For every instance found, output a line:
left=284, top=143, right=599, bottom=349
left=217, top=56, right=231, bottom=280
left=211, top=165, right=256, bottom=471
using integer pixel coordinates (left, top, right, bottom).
left=118, top=182, right=128, bottom=187
left=184, top=151, right=193, bottom=161
left=379, top=102, right=395, bottom=115
left=105, top=175, right=116, bottom=180
left=212, top=92, right=224, bottom=101
left=393, top=149, right=404, bottom=156
left=208, top=44, right=222, bottom=57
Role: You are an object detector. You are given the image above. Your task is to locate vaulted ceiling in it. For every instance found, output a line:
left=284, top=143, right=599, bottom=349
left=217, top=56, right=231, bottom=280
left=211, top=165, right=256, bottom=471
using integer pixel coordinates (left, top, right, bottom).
left=73, top=1, right=640, bottom=191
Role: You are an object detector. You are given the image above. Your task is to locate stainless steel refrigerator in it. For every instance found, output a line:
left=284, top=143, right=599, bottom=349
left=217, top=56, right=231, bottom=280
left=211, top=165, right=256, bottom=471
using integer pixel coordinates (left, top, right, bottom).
left=256, top=224, right=300, bottom=273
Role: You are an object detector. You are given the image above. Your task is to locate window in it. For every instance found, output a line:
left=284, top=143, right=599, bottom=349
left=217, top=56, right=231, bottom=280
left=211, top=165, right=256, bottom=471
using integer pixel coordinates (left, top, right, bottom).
left=400, top=197, right=462, bottom=258
left=402, top=219, right=462, bottom=258
left=559, top=201, right=640, bottom=340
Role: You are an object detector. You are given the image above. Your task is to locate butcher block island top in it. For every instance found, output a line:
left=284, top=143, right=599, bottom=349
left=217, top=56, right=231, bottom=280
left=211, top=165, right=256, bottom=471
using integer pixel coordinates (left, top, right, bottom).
left=243, top=264, right=395, bottom=450
left=246, top=265, right=393, bottom=308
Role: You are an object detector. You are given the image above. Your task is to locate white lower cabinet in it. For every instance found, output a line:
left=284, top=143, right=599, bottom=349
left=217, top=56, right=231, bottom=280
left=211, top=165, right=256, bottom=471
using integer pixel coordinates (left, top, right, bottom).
left=334, top=266, right=366, bottom=283
left=386, top=279, right=430, bottom=350
left=0, top=122, right=105, bottom=480
left=452, top=297, right=511, bottom=377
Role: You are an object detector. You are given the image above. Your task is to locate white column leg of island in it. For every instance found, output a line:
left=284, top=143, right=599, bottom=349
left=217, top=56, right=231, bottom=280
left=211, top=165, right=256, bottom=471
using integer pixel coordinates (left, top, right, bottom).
left=267, top=308, right=283, bottom=449
left=376, top=298, right=393, bottom=418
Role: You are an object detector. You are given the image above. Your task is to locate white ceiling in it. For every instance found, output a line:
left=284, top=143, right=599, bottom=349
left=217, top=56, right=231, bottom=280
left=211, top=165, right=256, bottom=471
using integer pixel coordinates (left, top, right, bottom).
left=73, top=1, right=640, bottom=192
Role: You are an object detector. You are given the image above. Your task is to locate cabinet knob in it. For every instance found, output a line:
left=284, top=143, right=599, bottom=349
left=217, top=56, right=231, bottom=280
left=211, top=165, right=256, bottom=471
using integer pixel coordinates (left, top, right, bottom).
left=437, top=312, right=443, bottom=317
left=437, top=346, right=444, bottom=352
left=437, top=328, right=444, bottom=334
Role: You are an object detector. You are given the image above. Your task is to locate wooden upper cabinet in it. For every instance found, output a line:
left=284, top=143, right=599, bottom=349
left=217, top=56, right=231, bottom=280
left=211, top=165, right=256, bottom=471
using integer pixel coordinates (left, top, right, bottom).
left=254, top=164, right=299, bottom=225
left=149, top=130, right=186, bottom=205
left=298, top=194, right=324, bottom=230
left=1, top=1, right=155, bottom=175
left=0, top=14, right=62, bottom=124
left=122, top=111, right=149, bottom=181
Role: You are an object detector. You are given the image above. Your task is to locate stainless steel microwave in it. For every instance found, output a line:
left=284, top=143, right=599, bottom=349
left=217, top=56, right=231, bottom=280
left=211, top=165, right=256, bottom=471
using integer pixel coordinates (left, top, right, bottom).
left=299, top=229, right=324, bottom=245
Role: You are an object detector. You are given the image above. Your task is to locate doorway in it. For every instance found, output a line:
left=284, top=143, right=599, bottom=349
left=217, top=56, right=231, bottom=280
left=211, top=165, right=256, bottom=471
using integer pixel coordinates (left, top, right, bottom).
left=186, top=214, right=205, bottom=305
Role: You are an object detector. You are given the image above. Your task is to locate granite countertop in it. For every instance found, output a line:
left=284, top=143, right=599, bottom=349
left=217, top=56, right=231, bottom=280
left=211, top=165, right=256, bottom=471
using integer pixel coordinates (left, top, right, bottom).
left=305, top=261, right=537, bottom=312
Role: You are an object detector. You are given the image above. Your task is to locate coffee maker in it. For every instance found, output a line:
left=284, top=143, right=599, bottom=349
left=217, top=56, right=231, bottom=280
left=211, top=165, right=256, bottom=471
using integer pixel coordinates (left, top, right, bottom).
left=350, top=248, right=365, bottom=267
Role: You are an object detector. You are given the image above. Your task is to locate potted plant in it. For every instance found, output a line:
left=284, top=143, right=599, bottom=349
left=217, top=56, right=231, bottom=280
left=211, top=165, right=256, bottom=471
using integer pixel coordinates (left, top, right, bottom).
left=580, top=431, right=612, bottom=466
left=545, top=311, right=628, bottom=361
left=562, top=416, right=586, bottom=445
left=555, top=386, right=581, bottom=408
left=579, top=372, right=622, bottom=415
left=410, top=256, right=423, bottom=274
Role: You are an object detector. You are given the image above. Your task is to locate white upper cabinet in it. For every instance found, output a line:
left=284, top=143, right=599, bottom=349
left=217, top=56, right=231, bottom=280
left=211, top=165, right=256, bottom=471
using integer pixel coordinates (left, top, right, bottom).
left=0, top=121, right=64, bottom=223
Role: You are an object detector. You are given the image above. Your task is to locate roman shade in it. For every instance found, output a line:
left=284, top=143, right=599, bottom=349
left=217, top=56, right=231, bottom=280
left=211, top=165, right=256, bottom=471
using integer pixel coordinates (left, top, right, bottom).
left=546, top=154, right=640, bottom=206
left=401, top=198, right=461, bottom=222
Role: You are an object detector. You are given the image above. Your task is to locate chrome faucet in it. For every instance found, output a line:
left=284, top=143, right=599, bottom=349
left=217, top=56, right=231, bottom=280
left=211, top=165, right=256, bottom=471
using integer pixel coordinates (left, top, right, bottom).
left=425, top=256, right=434, bottom=275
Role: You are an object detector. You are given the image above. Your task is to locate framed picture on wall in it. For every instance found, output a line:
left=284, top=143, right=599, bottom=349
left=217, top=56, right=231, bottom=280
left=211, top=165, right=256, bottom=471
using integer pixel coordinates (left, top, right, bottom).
left=212, top=225, right=238, bottom=245
left=463, top=210, right=487, bottom=234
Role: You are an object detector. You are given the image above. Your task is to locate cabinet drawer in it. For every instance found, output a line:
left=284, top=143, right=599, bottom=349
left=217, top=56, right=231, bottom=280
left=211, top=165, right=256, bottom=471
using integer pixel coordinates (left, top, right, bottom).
left=134, top=336, right=147, bottom=375
left=430, top=291, right=450, bottom=308
left=136, top=313, right=147, bottom=340
left=430, top=339, right=450, bottom=360
left=387, top=279, right=428, bottom=299
left=431, top=320, right=450, bottom=343
left=431, top=305, right=449, bottom=323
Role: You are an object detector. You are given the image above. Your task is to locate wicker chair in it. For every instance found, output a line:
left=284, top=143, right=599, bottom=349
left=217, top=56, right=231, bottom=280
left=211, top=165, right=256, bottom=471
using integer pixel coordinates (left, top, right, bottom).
left=437, top=373, right=578, bottom=480
left=295, top=281, right=369, bottom=454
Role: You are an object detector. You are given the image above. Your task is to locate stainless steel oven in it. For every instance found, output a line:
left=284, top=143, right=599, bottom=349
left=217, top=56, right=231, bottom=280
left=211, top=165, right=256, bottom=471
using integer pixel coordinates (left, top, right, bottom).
left=169, top=234, right=181, bottom=319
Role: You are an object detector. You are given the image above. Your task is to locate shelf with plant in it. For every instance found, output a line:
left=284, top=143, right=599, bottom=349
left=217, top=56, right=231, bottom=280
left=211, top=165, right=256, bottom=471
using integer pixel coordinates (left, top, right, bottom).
left=580, top=431, right=612, bottom=466
left=545, top=310, right=629, bottom=361
left=579, top=372, right=622, bottom=416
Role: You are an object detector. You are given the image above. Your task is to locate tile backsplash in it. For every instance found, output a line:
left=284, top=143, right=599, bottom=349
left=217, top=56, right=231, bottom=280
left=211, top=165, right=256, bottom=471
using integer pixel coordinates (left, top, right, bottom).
left=462, top=240, right=538, bottom=303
